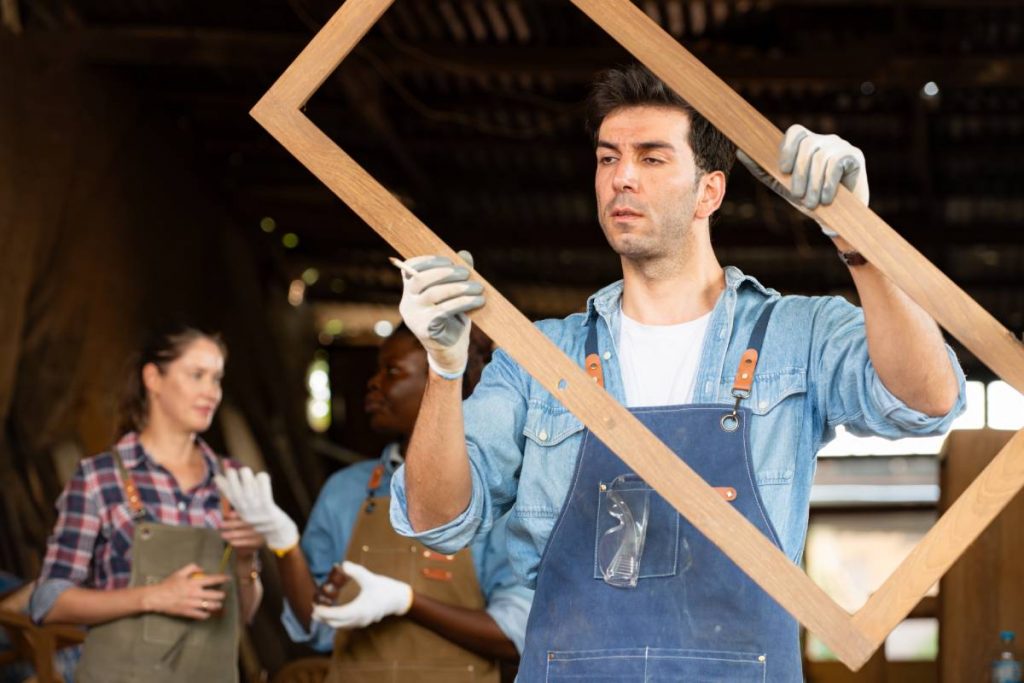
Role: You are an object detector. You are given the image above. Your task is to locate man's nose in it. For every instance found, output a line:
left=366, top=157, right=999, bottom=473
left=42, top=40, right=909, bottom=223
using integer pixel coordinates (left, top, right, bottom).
left=612, top=159, right=637, bottom=192
left=367, top=372, right=382, bottom=392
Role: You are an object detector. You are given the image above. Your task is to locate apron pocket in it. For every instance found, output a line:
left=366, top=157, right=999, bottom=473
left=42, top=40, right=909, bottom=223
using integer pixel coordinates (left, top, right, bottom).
left=546, top=647, right=766, bottom=682
left=593, top=475, right=679, bottom=581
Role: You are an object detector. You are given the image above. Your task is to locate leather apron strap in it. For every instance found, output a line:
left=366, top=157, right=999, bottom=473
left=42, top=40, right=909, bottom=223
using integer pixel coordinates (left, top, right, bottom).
left=325, top=465, right=498, bottom=683
left=75, top=443, right=240, bottom=683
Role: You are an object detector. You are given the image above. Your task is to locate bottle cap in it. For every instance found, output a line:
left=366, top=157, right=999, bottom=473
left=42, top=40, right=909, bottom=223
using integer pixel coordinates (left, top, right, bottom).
left=1000, top=630, right=1015, bottom=641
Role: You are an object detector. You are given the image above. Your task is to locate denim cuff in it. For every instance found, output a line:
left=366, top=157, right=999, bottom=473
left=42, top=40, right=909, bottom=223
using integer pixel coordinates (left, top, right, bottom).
left=389, top=466, right=482, bottom=555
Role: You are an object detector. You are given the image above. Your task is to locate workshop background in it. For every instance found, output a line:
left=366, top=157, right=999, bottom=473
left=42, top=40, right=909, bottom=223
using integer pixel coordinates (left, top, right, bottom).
left=2, top=1, right=1023, bottom=681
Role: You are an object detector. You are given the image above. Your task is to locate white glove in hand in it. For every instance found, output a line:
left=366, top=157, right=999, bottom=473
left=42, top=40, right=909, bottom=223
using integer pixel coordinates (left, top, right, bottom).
left=396, top=250, right=484, bottom=378
left=737, top=124, right=869, bottom=237
left=311, top=561, right=413, bottom=629
left=214, top=467, right=299, bottom=552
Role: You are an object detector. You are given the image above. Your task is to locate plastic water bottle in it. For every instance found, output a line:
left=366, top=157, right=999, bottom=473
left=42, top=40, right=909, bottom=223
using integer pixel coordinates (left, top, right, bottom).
left=992, top=630, right=1022, bottom=683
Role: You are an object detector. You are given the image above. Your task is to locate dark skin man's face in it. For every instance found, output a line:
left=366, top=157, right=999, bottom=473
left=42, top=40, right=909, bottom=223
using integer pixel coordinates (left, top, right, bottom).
left=364, top=333, right=427, bottom=438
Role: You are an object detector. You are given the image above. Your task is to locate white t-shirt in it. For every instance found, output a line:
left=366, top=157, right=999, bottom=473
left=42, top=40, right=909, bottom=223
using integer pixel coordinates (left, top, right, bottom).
left=618, top=310, right=712, bottom=407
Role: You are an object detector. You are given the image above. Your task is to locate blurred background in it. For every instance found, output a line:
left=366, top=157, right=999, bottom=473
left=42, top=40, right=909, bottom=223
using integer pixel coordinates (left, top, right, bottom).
left=2, top=1, right=1023, bottom=680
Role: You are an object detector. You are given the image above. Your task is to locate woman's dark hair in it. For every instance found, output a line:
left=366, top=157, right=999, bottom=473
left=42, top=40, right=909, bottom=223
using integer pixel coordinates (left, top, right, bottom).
left=117, top=325, right=227, bottom=435
left=585, top=63, right=736, bottom=180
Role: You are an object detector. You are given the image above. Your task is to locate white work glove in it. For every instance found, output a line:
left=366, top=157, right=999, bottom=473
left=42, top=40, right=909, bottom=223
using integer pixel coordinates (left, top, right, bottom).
left=311, top=561, right=413, bottom=629
left=395, top=250, right=484, bottom=379
left=737, top=123, right=869, bottom=237
left=214, top=467, right=299, bottom=553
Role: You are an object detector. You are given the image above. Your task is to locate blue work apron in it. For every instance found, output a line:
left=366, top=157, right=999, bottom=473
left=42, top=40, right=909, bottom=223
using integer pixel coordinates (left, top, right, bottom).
left=518, top=302, right=802, bottom=681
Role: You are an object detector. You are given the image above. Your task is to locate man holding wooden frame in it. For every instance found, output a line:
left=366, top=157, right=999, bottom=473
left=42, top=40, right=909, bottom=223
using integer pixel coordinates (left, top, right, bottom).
left=388, top=64, right=964, bottom=680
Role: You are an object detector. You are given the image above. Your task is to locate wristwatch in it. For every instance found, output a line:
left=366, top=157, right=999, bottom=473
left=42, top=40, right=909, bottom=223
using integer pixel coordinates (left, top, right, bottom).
left=837, top=249, right=868, bottom=267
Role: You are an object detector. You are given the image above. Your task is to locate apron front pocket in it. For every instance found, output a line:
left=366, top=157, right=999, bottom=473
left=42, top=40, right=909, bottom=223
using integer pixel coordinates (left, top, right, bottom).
left=546, top=647, right=767, bottom=682
left=592, top=475, right=679, bottom=581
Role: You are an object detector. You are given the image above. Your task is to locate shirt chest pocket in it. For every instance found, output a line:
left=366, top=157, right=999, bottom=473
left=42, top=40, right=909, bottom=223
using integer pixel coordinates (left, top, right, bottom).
left=523, top=403, right=585, bottom=449
left=723, top=368, right=807, bottom=416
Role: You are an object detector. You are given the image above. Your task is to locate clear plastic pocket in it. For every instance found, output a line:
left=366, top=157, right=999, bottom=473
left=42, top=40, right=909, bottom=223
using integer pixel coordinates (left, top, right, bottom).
left=593, top=474, right=679, bottom=583
left=596, top=475, right=650, bottom=588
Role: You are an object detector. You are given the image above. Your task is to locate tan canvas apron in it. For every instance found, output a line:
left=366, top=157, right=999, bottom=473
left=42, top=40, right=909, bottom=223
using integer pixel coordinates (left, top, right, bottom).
left=325, top=465, right=500, bottom=683
left=75, top=448, right=240, bottom=683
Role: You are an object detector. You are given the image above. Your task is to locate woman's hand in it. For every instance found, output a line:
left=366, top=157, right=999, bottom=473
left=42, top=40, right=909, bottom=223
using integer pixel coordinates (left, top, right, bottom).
left=220, top=510, right=264, bottom=562
left=141, top=563, right=229, bottom=620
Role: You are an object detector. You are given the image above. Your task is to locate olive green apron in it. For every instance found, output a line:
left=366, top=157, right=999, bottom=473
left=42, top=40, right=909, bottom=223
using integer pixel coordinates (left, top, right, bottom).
left=325, top=465, right=500, bottom=683
left=75, top=448, right=240, bottom=683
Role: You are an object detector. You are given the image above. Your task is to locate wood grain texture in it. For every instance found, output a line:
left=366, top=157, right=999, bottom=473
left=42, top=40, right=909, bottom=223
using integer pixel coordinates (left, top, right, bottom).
left=249, top=0, right=1024, bottom=671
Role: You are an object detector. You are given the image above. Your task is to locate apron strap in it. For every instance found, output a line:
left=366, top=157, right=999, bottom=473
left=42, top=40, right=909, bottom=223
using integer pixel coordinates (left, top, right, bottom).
left=111, top=444, right=148, bottom=520
left=363, top=464, right=386, bottom=513
left=721, top=300, right=777, bottom=430
left=584, top=299, right=778, bottom=396
left=113, top=440, right=233, bottom=519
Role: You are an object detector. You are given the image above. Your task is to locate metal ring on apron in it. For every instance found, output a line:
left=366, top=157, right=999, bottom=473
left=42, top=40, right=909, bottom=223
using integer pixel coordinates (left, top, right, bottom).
left=720, top=412, right=740, bottom=432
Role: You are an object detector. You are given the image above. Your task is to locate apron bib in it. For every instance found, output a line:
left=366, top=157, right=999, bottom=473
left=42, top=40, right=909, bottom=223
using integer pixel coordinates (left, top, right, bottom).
left=76, top=448, right=240, bottom=683
left=519, top=302, right=803, bottom=682
left=325, top=467, right=500, bottom=683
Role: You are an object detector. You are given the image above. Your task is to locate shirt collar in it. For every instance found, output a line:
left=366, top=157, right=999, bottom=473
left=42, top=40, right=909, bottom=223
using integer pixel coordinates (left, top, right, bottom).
left=115, top=431, right=220, bottom=482
left=582, top=265, right=772, bottom=325
left=379, top=442, right=404, bottom=473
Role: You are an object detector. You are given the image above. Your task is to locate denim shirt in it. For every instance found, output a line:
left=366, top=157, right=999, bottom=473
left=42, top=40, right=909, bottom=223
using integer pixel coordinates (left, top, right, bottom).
left=391, top=266, right=967, bottom=588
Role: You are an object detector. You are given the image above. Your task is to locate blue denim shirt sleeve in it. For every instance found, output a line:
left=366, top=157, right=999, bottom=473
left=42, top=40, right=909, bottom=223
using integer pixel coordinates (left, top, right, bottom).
left=470, top=514, right=534, bottom=654
left=390, top=347, right=530, bottom=552
left=281, top=462, right=376, bottom=652
left=811, top=295, right=967, bottom=440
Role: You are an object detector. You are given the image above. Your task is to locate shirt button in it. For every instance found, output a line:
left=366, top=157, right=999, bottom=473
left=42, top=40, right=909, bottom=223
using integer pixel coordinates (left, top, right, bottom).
left=602, top=351, right=611, bottom=360
left=759, top=400, right=769, bottom=410
left=538, top=430, right=549, bottom=442
left=704, top=381, right=713, bottom=393
left=177, top=501, right=186, bottom=512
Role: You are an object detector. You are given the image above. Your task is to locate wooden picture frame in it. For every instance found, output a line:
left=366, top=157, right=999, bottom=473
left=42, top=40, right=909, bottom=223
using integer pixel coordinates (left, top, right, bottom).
left=251, top=0, right=1024, bottom=669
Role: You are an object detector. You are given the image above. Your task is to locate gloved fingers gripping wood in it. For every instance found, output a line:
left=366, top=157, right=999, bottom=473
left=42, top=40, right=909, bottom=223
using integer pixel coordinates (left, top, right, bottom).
left=393, top=250, right=485, bottom=379
left=737, top=124, right=870, bottom=237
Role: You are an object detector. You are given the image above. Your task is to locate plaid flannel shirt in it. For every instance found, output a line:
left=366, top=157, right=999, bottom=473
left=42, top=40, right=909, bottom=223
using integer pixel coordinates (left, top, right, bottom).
left=30, top=432, right=238, bottom=622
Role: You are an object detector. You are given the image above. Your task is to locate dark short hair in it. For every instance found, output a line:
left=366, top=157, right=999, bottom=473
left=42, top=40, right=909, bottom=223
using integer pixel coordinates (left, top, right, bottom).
left=585, top=64, right=736, bottom=180
left=118, top=325, right=227, bottom=435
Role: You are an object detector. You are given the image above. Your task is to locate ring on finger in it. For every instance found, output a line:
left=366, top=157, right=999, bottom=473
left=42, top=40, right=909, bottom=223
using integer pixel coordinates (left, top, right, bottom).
left=200, top=599, right=209, bottom=610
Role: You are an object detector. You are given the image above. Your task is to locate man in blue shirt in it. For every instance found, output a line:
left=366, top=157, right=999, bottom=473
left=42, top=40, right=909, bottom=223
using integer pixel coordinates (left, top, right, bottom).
left=390, top=64, right=964, bottom=680
left=219, top=325, right=531, bottom=682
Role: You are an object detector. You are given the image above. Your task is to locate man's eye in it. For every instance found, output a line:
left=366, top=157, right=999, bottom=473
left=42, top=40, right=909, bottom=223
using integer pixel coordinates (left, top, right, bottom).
left=643, top=157, right=664, bottom=165
left=598, top=156, right=617, bottom=165
left=387, top=367, right=401, bottom=376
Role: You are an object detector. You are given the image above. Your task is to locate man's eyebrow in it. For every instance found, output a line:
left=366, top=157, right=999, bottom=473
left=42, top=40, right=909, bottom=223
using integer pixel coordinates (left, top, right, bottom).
left=596, top=140, right=676, bottom=152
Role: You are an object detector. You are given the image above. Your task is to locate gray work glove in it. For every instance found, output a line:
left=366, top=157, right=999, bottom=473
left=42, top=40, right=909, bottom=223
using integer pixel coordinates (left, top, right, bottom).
left=738, top=123, right=869, bottom=237
left=395, top=250, right=484, bottom=378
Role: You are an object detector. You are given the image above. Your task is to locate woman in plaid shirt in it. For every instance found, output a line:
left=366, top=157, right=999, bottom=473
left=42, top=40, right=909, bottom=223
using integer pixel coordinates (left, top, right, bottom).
left=29, top=326, right=263, bottom=679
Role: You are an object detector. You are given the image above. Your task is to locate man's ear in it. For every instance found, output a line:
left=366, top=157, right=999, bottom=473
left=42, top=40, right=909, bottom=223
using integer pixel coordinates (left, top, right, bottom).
left=141, top=363, right=162, bottom=396
left=695, top=170, right=727, bottom=219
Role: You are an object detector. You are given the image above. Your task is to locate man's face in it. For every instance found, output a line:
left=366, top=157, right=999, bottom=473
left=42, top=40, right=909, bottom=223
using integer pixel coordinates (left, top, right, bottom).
left=594, top=106, right=703, bottom=262
left=364, top=332, right=427, bottom=438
